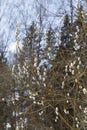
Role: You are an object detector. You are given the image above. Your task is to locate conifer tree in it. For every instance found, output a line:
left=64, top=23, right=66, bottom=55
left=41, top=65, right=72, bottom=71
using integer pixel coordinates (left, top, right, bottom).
left=45, top=26, right=57, bottom=61
left=40, top=11, right=87, bottom=130
left=0, top=49, right=12, bottom=129
left=11, top=21, right=45, bottom=129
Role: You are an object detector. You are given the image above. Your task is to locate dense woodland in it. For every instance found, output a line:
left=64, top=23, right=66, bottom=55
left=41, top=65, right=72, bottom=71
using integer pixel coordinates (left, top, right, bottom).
left=0, top=0, right=87, bottom=130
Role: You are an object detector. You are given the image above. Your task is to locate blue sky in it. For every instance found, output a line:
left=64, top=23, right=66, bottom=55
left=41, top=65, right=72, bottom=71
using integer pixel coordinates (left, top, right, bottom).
left=0, top=0, right=79, bottom=53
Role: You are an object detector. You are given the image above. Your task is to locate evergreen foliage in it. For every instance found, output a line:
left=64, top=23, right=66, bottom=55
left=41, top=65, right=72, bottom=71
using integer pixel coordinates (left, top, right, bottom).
left=1, top=2, right=87, bottom=130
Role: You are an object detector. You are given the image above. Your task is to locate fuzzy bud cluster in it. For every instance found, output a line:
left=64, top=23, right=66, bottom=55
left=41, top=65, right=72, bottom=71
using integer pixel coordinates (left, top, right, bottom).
left=74, top=26, right=79, bottom=51
left=55, top=107, right=59, bottom=122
